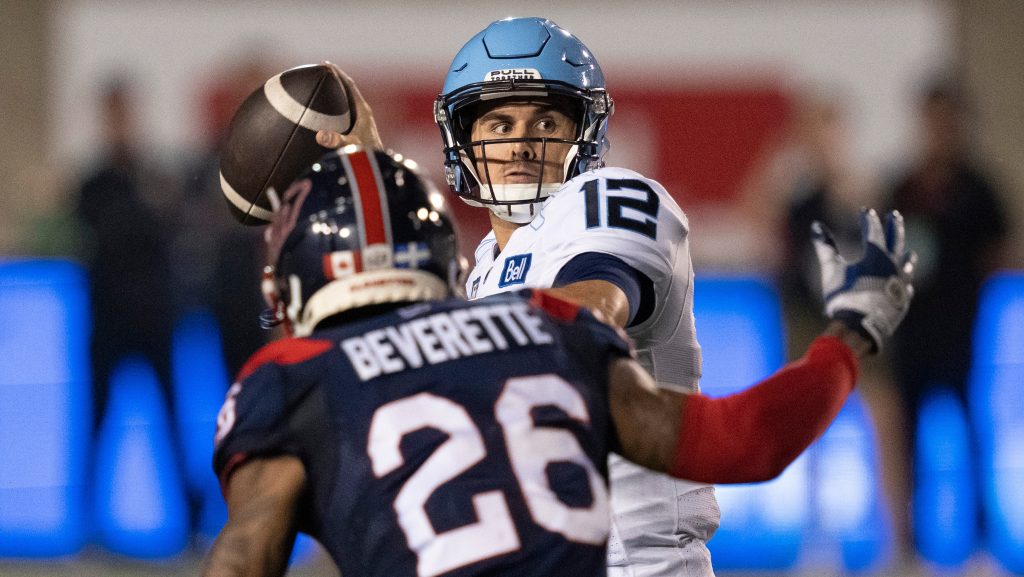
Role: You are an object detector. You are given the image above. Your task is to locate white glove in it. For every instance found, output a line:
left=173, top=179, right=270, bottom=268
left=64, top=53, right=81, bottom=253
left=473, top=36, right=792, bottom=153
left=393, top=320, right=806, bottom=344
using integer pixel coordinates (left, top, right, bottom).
left=812, top=208, right=916, bottom=353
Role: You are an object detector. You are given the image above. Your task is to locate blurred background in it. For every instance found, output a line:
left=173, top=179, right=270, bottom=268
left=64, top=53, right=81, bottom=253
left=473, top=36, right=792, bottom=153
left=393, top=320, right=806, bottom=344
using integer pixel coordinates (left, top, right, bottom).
left=1, top=0, right=1022, bottom=575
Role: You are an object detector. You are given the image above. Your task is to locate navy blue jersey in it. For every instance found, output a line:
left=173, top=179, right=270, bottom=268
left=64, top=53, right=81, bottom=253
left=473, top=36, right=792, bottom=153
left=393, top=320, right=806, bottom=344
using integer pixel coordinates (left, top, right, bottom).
left=213, top=291, right=632, bottom=577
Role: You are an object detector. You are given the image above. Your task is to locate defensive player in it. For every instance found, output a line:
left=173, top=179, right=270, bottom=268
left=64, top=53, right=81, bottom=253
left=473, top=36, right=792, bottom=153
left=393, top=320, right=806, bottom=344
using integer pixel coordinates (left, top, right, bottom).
left=430, top=17, right=917, bottom=576
left=202, top=147, right=914, bottom=577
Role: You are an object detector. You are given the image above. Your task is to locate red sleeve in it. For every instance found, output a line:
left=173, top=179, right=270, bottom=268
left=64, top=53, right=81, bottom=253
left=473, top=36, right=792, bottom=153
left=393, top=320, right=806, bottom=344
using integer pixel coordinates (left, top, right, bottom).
left=669, top=335, right=858, bottom=484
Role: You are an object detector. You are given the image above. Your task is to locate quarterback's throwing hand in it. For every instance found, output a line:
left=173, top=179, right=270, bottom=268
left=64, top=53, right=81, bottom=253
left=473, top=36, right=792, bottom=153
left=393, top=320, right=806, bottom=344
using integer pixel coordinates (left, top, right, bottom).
left=316, top=61, right=384, bottom=151
left=812, top=208, right=916, bottom=353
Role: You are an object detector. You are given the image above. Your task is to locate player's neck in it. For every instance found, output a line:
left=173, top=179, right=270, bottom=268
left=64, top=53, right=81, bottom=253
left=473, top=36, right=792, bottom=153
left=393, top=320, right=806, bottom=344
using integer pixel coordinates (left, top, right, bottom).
left=489, top=213, right=525, bottom=251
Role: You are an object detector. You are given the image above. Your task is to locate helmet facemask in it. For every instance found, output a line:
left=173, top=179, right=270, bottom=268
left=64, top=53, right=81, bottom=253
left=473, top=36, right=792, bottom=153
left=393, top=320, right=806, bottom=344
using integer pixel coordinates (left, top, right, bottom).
left=437, top=79, right=613, bottom=223
left=460, top=136, right=575, bottom=224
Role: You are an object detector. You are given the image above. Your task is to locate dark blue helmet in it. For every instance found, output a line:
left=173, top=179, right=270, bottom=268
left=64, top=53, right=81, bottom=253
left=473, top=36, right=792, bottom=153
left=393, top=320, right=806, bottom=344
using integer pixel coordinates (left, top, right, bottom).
left=435, top=17, right=614, bottom=222
left=262, top=147, right=460, bottom=336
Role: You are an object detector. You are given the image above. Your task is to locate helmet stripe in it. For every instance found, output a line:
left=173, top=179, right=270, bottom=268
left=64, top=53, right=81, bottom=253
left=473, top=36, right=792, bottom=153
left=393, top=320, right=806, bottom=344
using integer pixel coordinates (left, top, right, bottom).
left=344, top=150, right=392, bottom=248
left=344, top=150, right=391, bottom=249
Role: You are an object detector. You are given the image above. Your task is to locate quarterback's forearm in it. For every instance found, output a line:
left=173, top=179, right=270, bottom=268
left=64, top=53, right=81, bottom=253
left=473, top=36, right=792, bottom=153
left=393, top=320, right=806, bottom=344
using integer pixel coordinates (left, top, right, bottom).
left=822, top=320, right=874, bottom=357
left=669, top=335, right=858, bottom=483
left=541, top=280, right=631, bottom=328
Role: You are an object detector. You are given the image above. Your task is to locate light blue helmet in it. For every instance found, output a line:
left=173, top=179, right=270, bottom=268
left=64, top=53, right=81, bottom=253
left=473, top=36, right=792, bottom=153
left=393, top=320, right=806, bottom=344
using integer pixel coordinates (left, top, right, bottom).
left=435, top=17, right=614, bottom=222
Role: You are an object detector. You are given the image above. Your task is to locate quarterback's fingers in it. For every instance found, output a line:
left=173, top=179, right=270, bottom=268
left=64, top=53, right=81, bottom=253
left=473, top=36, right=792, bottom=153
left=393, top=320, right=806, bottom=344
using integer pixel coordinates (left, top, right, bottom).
left=861, top=208, right=886, bottom=252
left=884, top=210, right=906, bottom=255
left=811, top=221, right=845, bottom=284
left=321, top=60, right=385, bottom=151
left=901, top=250, right=918, bottom=277
left=811, top=220, right=839, bottom=252
left=316, top=130, right=345, bottom=149
left=321, top=61, right=363, bottom=106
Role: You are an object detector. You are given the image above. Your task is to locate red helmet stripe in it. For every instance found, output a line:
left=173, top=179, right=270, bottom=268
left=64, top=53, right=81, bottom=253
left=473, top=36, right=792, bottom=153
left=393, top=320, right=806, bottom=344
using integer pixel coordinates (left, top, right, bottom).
left=322, top=254, right=333, bottom=279
left=344, top=150, right=391, bottom=247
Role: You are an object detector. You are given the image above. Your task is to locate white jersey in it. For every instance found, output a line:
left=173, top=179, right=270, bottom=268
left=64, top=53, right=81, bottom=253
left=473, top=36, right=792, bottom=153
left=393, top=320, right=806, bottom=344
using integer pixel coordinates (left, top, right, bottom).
left=466, top=166, right=720, bottom=577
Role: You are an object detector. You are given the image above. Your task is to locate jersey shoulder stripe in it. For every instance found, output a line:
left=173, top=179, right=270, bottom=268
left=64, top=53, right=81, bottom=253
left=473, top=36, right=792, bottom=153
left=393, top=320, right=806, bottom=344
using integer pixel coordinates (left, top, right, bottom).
left=237, top=337, right=333, bottom=381
left=527, top=289, right=582, bottom=322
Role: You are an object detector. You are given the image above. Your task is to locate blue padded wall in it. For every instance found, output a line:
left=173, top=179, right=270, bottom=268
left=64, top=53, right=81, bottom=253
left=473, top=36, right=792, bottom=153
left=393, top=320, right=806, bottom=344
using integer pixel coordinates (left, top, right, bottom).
left=970, top=272, right=1024, bottom=574
left=694, top=276, right=809, bottom=570
left=172, top=309, right=230, bottom=541
left=0, top=259, right=91, bottom=557
left=914, top=388, right=976, bottom=568
left=813, top=394, right=889, bottom=573
left=93, top=356, right=190, bottom=558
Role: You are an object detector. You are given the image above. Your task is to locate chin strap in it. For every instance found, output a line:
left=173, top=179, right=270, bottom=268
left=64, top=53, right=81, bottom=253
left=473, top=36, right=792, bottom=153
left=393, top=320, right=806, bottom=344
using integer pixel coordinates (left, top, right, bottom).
left=480, top=182, right=564, bottom=223
left=258, top=305, right=285, bottom=329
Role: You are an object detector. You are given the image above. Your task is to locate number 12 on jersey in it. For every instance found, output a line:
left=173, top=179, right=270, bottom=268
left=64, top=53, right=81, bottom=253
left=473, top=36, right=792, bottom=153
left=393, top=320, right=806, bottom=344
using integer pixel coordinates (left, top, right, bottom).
left=583, top=178, right=660, bottom=240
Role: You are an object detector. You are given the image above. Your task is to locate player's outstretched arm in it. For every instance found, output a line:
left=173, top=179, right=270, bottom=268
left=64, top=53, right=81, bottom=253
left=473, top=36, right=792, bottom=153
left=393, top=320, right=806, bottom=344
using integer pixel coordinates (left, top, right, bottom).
left=315, top=61, right=384, bottom=151
left=611, top=207, right=914, bottom=482
left=202, top=455, right=307, bottom=577
left=609, top=322, right=864, bottom=484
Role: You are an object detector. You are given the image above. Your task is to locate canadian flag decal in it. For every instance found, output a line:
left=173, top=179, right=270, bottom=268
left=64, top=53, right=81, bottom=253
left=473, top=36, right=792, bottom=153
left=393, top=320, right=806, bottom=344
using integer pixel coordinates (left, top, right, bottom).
left=323, top=251, right=357, bottom=279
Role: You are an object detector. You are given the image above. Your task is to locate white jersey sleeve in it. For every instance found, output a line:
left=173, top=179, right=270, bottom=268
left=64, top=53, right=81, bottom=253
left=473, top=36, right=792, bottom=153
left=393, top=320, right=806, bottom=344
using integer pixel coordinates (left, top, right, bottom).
left=530, top=168, right=684, bottom=287
left=465, top=231, right=498, bottom=297
left=533, top=167, right=702, bottom=392
left=465, top=166, right=702, bottom=391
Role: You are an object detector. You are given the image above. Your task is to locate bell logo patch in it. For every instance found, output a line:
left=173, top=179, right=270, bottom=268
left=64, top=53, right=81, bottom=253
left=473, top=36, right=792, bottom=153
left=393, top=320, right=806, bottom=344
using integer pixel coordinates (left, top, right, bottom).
left=498, top=254, right=532, bottom=288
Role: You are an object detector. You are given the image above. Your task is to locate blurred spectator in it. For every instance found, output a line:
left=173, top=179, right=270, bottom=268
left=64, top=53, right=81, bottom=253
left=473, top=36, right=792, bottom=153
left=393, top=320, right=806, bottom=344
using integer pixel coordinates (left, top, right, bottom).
left=885, top=76, right=1009, bottom=416
left=778, top=91, right=879, bottom=306
left=883, top=75, right=1010, bottom=532
left=176, top=56, right=276, bottom=378
left=745, top=89, right=912, bottom=559
left=74, top=78, right=181, bottom=432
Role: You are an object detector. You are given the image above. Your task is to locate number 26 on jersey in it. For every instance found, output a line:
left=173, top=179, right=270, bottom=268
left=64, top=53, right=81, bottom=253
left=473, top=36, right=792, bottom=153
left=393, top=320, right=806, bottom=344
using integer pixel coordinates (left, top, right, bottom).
left=367, top=374, right=608, bottom=577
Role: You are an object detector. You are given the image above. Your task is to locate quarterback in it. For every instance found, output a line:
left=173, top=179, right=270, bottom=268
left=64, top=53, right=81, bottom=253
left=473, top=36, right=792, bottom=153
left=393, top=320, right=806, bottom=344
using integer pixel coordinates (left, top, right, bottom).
left=432, top=17, right=912, bottom=577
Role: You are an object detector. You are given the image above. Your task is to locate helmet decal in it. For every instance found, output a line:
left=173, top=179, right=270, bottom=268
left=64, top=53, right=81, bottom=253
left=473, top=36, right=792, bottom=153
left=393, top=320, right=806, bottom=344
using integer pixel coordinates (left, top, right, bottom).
left=485, top=69, right=542, bottom=81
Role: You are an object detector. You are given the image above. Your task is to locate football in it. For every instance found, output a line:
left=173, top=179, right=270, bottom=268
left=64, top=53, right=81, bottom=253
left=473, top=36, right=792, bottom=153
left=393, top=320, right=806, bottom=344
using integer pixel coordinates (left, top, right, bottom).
left=219, top=64, right=355, bottom=225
